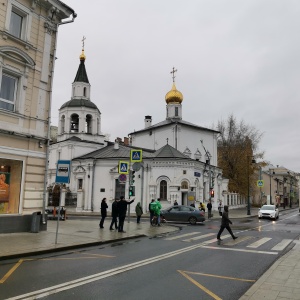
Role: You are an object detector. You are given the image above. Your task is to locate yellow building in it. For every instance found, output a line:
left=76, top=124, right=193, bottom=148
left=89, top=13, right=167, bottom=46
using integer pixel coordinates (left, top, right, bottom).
left=0, top=0, right=76, bottom=232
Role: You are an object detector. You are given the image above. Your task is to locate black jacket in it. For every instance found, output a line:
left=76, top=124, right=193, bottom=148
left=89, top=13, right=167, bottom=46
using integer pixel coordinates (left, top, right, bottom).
left=101, top=201, right=108, bottom=217
left=207, top=203, right=212, bottom=210
left=118, top=199, right=134, bottom=216
left=221, top=206, right=232, bottom=226
left=111, top=201, right=119, bottom=217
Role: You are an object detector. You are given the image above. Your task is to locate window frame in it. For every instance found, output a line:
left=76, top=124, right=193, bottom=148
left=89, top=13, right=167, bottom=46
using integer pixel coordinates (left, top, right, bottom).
left=0, top=72, right=18, bottom=112
left=5, top=0, right=32, bottom=42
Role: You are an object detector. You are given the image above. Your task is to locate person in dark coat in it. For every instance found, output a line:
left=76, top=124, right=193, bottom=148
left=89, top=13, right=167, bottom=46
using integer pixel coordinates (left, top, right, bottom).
left=109, top=199, right=119, bottom=230
left=217, top=205, right=237, bottom=241
left=117, top=196, right=134, bottom=233
left=149, top=199, right=155, bottom=224
left=207, top=200, right=212, bottom=219
left=99, top=198, right=108, bottom=228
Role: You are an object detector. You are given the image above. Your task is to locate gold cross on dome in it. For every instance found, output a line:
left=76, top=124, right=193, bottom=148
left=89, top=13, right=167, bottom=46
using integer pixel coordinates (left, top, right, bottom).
left=170, top=67, right=177, bottom=82
left=82, top=36, right=86, bottom=49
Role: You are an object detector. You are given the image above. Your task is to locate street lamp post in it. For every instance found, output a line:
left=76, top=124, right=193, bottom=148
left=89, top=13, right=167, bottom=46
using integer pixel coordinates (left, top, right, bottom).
left=269, top=169, right=273, bottom=205
left=247, top=156, right=256, bottom=216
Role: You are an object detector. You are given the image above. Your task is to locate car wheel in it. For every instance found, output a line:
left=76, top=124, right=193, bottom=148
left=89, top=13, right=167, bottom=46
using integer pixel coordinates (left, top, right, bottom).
left=189, top=217, right=197, bottom=225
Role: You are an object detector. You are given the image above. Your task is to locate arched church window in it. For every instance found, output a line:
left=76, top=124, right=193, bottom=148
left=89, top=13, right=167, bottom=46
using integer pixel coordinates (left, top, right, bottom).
left=70, top=114, right=79, bottom=133
left=160, top=180, right=167, bottom=200
left=175, top=107, right=178, bottom=116
left=73, top=87, right=75, bottom=97
left=181, top=180, right=189, bottom=189
left=83, top=87, right=86, bottom=97
left=85, top=114, right=92, bottom=133
left=60, top=115, right=65, bottom=133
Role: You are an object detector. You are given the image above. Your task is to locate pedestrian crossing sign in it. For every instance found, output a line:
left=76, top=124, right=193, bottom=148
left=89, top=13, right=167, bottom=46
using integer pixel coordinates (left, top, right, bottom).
left=257, top=180, right=264, bottom=187
left=130, top=149, right=142, bottom=162
left=119, top=161, right=129, bottom=174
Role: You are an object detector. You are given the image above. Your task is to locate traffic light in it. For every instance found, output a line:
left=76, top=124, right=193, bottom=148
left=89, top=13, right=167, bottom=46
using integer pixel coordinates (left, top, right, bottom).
left=129, top=186, right=135, bottom=197
left=211, top=177, right=215, bottom=188
left=210, top=189, right=215, bottom=198
left=131, top=170, right=136, bottom=185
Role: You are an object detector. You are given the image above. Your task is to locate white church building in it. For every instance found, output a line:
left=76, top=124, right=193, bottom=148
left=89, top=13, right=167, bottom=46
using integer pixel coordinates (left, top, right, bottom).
left=48, top=51, right=229, bottom=214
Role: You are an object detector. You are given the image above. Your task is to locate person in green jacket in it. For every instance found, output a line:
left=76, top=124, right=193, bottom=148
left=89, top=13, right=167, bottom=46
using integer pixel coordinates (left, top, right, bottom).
left=135, top=202, right=143, bottom=223
left=154, top=198, right=162, bottom=226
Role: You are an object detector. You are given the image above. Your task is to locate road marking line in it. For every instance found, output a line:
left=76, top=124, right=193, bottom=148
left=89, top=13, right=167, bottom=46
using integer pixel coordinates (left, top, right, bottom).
left=178, top=270, right=222, bottom=300
left=184, top=271, right=256, bottom=282
left=247, top=237, right=272, bottom=248
left=199, top=245, right=278, bottom=255
left=0, top=259, right=24, bottom=284
left=182, top=233, right=215, bottom=242
left=271, top=239, right=293, bottom=251
left=165, top=232, right=199, bottom=240
left=225, top=236, right=252, bottom=246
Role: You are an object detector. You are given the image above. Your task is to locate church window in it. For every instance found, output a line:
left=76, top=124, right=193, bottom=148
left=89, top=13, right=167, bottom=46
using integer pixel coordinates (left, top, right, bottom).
left=78, top=179, right=83, bottom=190
left=70, top=114, right=79, bottom=132
left=181, top=181, right=189, bottom=189
left=85, top=114, right=92, bottom=133
left=60, top=115, right=65, bottom=133
left=160, top=180, right=167, bottom=200
left=83, top=87, right=86, bottom=97
left=115, top=179, right=125, bottom=200
left=175, top=107, right=178, bottom=116
left=183, top=170, right=186, bottom=174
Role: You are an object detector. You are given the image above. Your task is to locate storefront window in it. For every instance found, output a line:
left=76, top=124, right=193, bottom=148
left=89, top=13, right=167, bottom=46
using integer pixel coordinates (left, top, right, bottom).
left=0, top=158, right=22, bottom=214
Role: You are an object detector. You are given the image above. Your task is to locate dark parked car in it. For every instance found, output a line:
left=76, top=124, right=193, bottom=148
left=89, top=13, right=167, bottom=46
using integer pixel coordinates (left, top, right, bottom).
left=161, top=205, right=205, bottom=225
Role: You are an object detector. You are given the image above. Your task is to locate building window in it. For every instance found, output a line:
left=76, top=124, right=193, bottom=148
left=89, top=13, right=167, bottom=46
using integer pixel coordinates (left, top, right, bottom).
left=78, top=179, right=83, bottom=190
left=115, top=179, right=125, bottom=200
left=181, top=181, right=189, bottom=189
left=160, top=180, right=167, bottom=200
left=9, top=10, right=23, bottom=38
left=85, top=114, right=92, bottom=134
left=70, top=114, right=79, bottom=132
left=0, top=73, right=17, bottom=111
left=175, top=107, right=178, bottom=116
left=83, top=87, right=86, bottom=97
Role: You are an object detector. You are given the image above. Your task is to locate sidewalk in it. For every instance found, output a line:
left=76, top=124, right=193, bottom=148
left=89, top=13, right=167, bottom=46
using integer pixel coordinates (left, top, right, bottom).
left=0, top=207, right=299, bottom=300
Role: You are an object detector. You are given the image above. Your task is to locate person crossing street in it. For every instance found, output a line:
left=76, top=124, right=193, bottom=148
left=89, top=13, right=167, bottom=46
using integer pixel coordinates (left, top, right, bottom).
left=217, top=205, right=237, bottom=243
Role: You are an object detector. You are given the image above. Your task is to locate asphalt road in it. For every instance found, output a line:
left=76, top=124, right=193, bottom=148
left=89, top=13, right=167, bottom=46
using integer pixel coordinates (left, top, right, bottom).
left=1, top=209, right=299, bottom=300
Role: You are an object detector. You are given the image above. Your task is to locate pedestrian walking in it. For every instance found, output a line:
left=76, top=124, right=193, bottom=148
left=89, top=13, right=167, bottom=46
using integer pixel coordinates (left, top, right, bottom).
left=190, top=202, right=195, bottom=207
left=117, top=196, right=134, bottom=233
left=99, top=198, right=108, bottom=228
left=199, top=202, right=205, bottom=212
left=135, top=202, right=143, bottom=223
left=217, top=205, right=237, bottom=242
left=174, top=200, right=178, bottom=206
left=218, top=201, right=223, bottom=216
left=109, top=198, right=119, bottom=230
left=149, top=199, right=155, bottom=224
left=207, top=200, right=212, bottom=219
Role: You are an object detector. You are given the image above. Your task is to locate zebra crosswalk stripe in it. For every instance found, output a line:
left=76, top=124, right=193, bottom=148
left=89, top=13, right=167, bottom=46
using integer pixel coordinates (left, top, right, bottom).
left=165, top=232, right=199, bottom=241
left=271, top=239, right=293, bottom=251
left=182, top=233, right=215, bottom=242
left=247, top=237, right=272, bottom=248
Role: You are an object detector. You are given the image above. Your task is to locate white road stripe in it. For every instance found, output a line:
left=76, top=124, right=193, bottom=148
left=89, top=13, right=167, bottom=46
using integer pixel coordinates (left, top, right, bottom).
left=165, top=232, right=199, bottom=240
left=247, top=237, right=272, bottom=248
left=271, top=239, right=293, bottom=251
left=200, top=246, right=278, bottom=255
left=183, top=233, right=215, bottom=242
left=6, top=234, right=278, bottom=300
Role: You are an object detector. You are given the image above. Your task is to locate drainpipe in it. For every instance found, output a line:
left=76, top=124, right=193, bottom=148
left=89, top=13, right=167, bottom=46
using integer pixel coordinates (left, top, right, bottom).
left=91, top=159, right=96, bottom=211
left=42, top=12, right=77, bottom=224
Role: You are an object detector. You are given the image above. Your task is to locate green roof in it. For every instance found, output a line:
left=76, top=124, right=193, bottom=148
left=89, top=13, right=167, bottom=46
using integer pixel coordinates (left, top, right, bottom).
left=60, top=98, right=99, bottom=111
left=73, top=60, right=89, bottom=83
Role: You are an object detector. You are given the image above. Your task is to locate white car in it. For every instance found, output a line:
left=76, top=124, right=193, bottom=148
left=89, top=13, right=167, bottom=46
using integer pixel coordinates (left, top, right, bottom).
left=258, top=205, right=279, bottom=220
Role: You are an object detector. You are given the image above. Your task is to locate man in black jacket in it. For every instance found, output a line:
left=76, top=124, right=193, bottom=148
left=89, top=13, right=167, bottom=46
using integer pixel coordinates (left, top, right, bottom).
left=117, top=196, right=134, bottom=233
left=109, top=199, right=119, bottom=230
left=217, top=205, right=237, bottom=242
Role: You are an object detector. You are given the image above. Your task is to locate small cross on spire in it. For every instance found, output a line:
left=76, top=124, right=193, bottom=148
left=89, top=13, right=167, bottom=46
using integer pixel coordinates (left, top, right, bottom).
left=82, top=36, right=86, bottom=50
left=166, top=138, right=169, bottom=145
left=170, top=67, right=177, bottom=83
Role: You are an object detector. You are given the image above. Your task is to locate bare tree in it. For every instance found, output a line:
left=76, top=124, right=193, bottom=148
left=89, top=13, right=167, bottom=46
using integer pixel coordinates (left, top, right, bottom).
left=217, top=114, right=264, bottom=196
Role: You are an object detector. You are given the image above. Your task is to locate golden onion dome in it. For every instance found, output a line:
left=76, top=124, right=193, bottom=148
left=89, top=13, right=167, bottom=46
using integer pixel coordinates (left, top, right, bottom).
left=79, top=49, right=86, bottom=61
left=165, top=83, right=183, bottom=104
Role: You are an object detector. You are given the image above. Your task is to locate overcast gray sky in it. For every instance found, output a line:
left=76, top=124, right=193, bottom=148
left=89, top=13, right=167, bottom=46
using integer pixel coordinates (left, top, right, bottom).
left=52, top=0, right=300, bottom=172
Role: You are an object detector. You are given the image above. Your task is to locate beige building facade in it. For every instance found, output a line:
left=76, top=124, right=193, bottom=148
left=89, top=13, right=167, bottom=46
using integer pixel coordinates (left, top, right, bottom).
left=0, top=0, right=76, bottom=232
